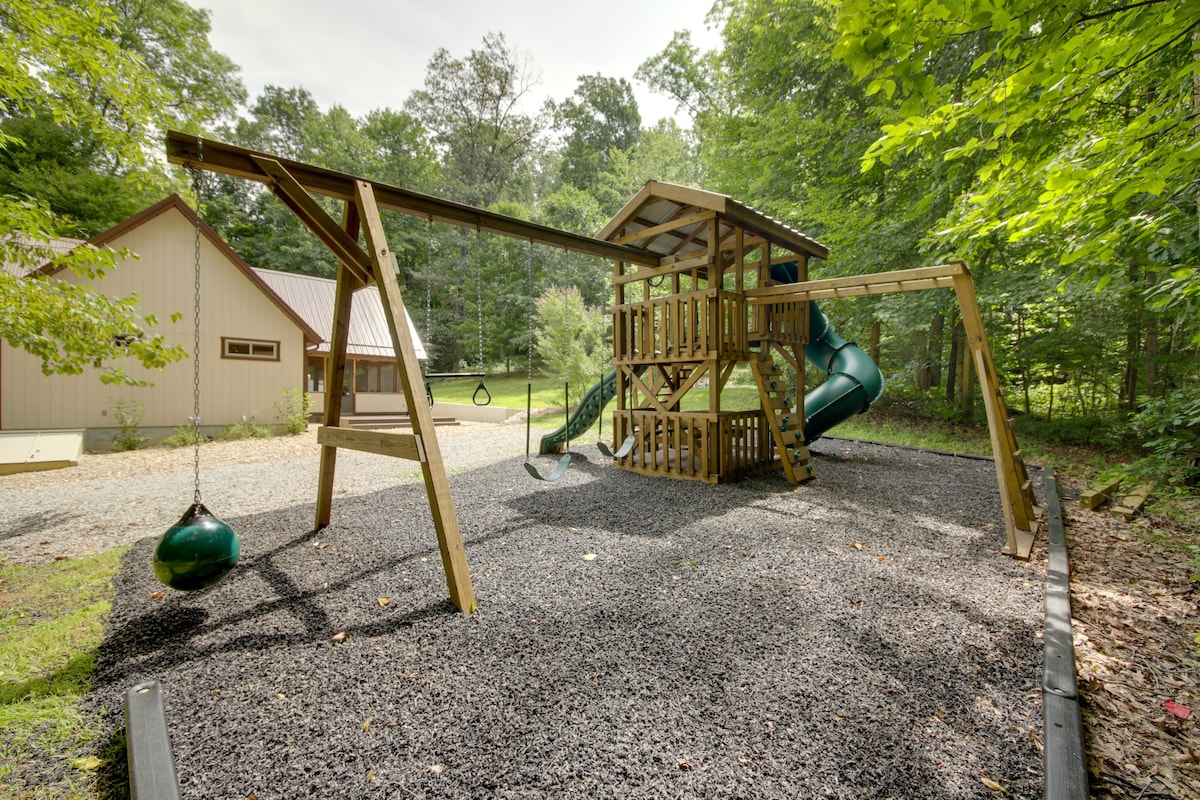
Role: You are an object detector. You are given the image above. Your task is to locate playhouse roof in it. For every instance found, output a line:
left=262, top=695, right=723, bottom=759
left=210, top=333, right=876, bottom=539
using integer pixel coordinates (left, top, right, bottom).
left=252, top=268, right=427, bottom=361
left=598, top=181, right=829, bottom=262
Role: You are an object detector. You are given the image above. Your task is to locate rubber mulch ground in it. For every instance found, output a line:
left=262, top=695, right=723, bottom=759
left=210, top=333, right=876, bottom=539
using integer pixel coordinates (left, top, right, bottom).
left=89, top=439, right=1045, bottom=799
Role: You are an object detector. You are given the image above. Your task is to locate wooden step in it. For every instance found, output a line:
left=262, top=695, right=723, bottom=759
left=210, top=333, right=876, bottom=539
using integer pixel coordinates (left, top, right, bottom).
left=1079, top=476, right=1121, bottom=510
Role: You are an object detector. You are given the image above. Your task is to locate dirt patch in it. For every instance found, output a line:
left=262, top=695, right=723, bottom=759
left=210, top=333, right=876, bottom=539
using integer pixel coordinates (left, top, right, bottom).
left=1059, top=485, right=1200, bottom=799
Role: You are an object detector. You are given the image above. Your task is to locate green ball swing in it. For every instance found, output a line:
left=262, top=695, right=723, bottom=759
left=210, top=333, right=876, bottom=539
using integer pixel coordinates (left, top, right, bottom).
left=154, top=142, right=239, bottom=592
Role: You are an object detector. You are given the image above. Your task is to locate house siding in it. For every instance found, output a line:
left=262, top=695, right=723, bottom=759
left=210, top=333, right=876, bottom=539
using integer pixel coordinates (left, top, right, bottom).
left=1, top=207, right=306, bottom=438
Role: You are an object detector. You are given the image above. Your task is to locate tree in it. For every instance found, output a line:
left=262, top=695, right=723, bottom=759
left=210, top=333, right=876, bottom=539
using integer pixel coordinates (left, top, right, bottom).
left=0, top=0, right=211, bottom=384
left=549, top=74, right=642, bottom=192
left=535, top=285, right=608, bottom=408
left=834, top=0, right=1200, bottom=422
left=404, top=33, right=542, bottom=207
left=834, top=0, right=1200, bottom=291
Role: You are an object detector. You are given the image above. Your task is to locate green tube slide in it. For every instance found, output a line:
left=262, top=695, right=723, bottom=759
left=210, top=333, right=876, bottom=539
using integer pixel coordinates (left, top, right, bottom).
left=802, top=301, right=884, bottom=443
left=538, top=366, right=648, bottom=455
left=771, top=262, right=884, bottom=444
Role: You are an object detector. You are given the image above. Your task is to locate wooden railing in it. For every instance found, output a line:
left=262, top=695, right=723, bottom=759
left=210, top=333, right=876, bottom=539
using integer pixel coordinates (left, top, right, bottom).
left=612, top=409, right=776, bottom=483
left=613, top=289, right=748, bottom=364
left=750, top=298, right=808, bottom=345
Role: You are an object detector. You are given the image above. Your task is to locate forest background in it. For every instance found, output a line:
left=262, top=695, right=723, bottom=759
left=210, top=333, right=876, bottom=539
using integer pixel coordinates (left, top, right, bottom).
left=2, top=0, right=1198, bottom=496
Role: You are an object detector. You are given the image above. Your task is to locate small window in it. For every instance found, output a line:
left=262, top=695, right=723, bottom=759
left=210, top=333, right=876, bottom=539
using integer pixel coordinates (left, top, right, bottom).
left=222, top=337, right=279, bottom=361
left=306, top=356, right=326, bottom=391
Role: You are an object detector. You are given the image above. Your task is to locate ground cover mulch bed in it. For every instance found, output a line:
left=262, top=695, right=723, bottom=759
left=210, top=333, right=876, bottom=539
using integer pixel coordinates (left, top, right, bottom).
left=86, top=439, right=1045, bottom=799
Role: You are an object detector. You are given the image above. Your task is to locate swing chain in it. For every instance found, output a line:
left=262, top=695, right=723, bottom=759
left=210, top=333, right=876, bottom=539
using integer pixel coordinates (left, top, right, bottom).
left=189, top=135, right=204, bottom=505
left=475, top=229, right=484, bottom=373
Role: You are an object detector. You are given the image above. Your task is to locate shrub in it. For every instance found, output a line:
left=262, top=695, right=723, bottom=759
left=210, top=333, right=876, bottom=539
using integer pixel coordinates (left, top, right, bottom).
left=218, top=416, right=274, bottom=441
left=275, top=388, right=311, bottom=435
left=108, top=399, right=147, bottom=451
left=159, top=424, right=206, bottom=448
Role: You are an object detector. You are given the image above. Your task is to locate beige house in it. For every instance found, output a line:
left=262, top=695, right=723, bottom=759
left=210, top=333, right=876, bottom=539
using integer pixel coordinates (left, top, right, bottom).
left=1, top=195, right=424, bottom=451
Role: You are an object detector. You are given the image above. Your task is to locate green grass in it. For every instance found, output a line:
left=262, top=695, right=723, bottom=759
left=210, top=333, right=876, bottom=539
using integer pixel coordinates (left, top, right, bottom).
left=1, top=548, right=126, bottom=799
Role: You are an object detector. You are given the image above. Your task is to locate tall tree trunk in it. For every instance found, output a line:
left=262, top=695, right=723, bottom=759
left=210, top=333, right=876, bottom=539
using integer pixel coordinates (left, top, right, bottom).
left=1145, top=270, right=1159, bottom=399
left=914, top=327, right=931, bottom=390
left=868, top=319, right=881, bottom=363
left=929, top=313, right=944, bottom=388
left=945, top=315, right=961, bottom=405
left=1120, top=260, right=1141, bottom=412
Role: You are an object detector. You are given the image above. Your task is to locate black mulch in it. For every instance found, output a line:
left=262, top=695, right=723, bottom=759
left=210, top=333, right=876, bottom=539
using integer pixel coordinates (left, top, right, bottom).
left=89, top=439, right=1045, bottom=799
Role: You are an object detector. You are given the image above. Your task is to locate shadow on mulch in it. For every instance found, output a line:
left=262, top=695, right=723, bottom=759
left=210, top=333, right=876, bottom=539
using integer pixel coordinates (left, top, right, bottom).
left=86, top=441, right=1046, bottom=799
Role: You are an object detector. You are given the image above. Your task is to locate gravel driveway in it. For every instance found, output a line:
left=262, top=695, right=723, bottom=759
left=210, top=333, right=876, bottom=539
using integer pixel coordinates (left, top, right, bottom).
left=36, top=431, right=1049, bottom=799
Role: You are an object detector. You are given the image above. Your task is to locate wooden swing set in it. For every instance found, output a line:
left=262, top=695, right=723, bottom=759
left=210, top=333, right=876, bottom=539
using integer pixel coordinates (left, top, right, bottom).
left=166, top=133, right=1039, bottom=615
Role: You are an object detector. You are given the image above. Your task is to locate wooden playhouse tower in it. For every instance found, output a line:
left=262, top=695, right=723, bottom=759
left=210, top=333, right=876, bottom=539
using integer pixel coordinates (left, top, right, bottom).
left=598, top=182, right=826, bottom=485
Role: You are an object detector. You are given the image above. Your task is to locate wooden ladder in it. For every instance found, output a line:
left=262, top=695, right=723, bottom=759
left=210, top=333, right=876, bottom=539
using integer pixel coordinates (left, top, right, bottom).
left=750, top=352, right=814, bottom=485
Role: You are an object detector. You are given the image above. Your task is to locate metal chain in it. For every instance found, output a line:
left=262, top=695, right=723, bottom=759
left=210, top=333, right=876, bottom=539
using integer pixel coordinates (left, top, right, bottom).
left=190, top=136, right=204, bottom=505
left=475, top=229, right=484, bottom=372
left=424, top=218, right=433, bottom=351
left=526, top=238, right=534, bottom=380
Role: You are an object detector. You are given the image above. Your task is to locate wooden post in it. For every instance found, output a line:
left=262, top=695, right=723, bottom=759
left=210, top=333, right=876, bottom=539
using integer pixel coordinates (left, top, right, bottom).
left=315, top=204, right=361, bottom=528
left=355, top=181, right=476, bottom=612
left=952, top=265, right=1036, bottom=558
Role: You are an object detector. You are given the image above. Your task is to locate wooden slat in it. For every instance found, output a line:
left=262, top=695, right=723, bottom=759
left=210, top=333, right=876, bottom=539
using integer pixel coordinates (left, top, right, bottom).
left=167, top=131, right=660, bottom=268
left=1079, top=476, right=1122, bottom=510
left=746, top=263, right=966, bottom=301
left=317, top=426, right=422, bottom=460
left=355, top=180, right=476, bottom=613
left=1111, top=484, right=1153, bottom=520
left=249, top=156, right=374, bottom=284
left=315, top=205, right=361, bottom=528
left=613, top=210, right=715, bottom=245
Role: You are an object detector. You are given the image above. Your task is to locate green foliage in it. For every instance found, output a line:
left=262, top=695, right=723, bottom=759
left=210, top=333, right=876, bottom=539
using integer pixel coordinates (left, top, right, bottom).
left=549, top=74, right=642, bottom=192
left=107, top=399, right=146, bottom=452
left=404, top=32, right=539, bottom=207
left=1129, top=388, right=1200, bottom=491
left=534, top=286, right=609, bottom=408
left=0, top=548, right=125, bottom=797
left=833, top=0, right=1200, bottom=290
left=158, top=424, right=206, bottom=448
left=275, top=388, right=312, bottom=435
left=218, top=417, right=274, bottom=441
left=0, top=0, right=222, bottom=385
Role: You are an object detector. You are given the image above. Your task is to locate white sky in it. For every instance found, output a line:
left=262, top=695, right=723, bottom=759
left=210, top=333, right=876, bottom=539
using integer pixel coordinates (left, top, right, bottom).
left=198, top=0, right=724, bottom=126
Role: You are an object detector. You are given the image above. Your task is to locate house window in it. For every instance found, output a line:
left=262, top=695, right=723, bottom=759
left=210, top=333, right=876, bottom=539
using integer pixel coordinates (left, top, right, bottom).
left=222, top=337, right=279, bottom=361
left=354, top=361, right=398, bottom=393
left=306, top=356, right=326, bottom=392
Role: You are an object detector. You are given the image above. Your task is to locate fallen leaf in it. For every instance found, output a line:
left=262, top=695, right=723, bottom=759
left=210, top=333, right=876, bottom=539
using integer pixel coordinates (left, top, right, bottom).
left=73, top=756, right=103, bottom=771
left=849, top=542, right=864, bottom=550
left=363, top=719, right=371, bottom=731
left=981, top=777, right=1005, bottom=792
left=428, top=764, right=444, bottom=774
left=313, top=541, right=328, bottom=550
left=150, top=591, right=165, bottom=600
left=376, top=597, right=391, bottom=607
left=582, top=553, right=598, bottom=561
left=677, top=757, right=694, bottom=769
left=365, top=769, right=374, bottom=784
left=276, top=692, right=286, bottom=699
left=1165, top=700, right=1192, bottom=720
left=330, top=631, right=349, bottom=643
left=877, top=556, right=886, bottom=562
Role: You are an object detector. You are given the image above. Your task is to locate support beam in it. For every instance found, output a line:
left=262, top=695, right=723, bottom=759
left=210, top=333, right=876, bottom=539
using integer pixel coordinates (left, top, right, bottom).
left=167, top=131, right=659, bottom=268
left=354, top=180, right=476, bottom=613
left=316, top=426, right=423, bottom=461
left=315, top=205, right=361, bottom=529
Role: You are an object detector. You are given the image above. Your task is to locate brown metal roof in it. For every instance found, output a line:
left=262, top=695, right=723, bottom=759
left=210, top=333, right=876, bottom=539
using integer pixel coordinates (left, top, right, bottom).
left=252, top=268, right=426, bottom=361
left=598, top=181, right=828, bottom=261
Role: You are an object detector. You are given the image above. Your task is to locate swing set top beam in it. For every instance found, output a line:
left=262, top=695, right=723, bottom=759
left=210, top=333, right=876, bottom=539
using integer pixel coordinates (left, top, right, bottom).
left=166, top=131, right=661, bottom=268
